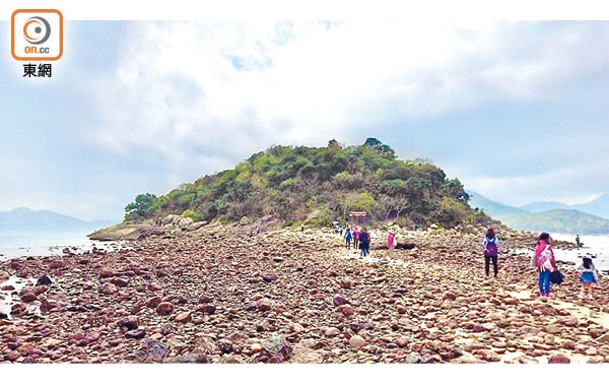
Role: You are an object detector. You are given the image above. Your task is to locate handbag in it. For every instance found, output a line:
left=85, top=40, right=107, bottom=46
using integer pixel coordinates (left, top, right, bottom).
left=550, top=270, right=564, bottom=284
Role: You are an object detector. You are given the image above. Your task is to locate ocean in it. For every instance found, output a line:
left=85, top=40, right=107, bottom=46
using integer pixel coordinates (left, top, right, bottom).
left=547, top=233, right=609, bottom=271
left=0, top=230, right=123, bottom=260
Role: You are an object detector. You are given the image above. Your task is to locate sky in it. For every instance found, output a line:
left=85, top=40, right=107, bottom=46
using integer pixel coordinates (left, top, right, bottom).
left=2, top=15, right=609, bottom=221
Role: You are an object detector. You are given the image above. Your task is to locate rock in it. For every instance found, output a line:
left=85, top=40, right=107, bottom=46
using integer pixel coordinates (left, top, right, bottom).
left=156, top=302, right=174, bottom=315
left=544, top=325, right=561, bottom=334
left=333, top=295, right=348, bottom=306
left=117, top=316, right=140, bottom=331
left=199, top=295, right=213, bottom=304
left=0, top=271, right=10, bottom=281
left=251, top=343, right=263, bottom=353
left=49, top=260, right=65, bottom=269
left=186, top=221, right=207, bottom=231
left=257, top=298, right=272, bottom=311
left=481, top=322, right=497, bottom=331
left=20, top=290, right=38, bottom=303
left=99, top=282, right=118, bottom=295
left=99, top=268, right=114, bottom=278
left=148, top=282, right=162, bottom=291
left=110, top=277, right=130, bottom=287
left=443, top=292, right=457, bottom=301
left=198, top=305, right=216, bottom=315
left=125, top=329, right=146, bottom=339
left=337, top=304, right=354, bottom=317
left=290, top=323, right=305, bottom=333
left=263, top=274, right=278, bottom=283
left=240, top=216, right=252, bottom=225
left=261, top=334, right=291, bottom=363
left=175, top=312, right=192, bottom=323
left=291, top=342, right=323, bottom=363
left=396, top=337, right=409, bottom=348
left=405, top=352, right=421, bottom=363
left=144, top=297, right=161, bottom=309
left=349, top=335, right=367, bottom=350
left=548, top=353, right=571, bottom=364
left=474, top=349, right=501, bottom=362
left=11, top=302, right=27, bottom=316
left=324, top=327, right=341, bottom=337
left=137, top=339, right=170, bottom=362
left=36, top=275, right=52, bottom=285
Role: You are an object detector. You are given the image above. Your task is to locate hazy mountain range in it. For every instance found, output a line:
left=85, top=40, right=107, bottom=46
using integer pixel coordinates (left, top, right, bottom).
left=468, top=191, right=609, bottom=235
left=0, top=207, right=116, bottom=232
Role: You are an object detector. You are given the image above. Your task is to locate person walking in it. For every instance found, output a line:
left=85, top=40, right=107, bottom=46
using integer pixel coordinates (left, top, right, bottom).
left=387, top=228, right=397, bottom=258
left=344, top=227, right=352, bottom=249
left=359, top=228, right=370, bottom=257
left=353, top=227, right=360, bottom=250
left=534, top=232, right=557, bottom=298
left=578, top=257, right=599, bottom=299
left=483, top=228, right=499, bottom=278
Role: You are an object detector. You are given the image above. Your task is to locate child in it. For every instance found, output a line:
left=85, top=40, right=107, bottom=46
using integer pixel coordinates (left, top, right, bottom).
left=578, top=257, right=599, bottom=299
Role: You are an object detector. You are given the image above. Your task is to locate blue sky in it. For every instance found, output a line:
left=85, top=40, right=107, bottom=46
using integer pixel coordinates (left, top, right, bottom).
left=2, top=20, right=609, bottom=221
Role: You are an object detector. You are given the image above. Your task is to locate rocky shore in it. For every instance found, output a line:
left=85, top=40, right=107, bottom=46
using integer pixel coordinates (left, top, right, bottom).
left=1, top=225, right=608, bottom=364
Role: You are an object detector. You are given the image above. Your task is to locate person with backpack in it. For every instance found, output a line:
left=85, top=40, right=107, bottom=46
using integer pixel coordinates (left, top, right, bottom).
left=359, top=228, right=371, bottom=257
left=483, top=228, right=499, bottom=277
left=534, top=232, right=557, bottom=298
left=387, top=228, right=397, bottom=258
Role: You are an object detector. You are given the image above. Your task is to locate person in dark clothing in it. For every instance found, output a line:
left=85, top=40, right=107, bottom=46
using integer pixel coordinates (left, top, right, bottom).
left=483, top=228, right=499, bottom=277
left=359, top=228, right=371, bottom=257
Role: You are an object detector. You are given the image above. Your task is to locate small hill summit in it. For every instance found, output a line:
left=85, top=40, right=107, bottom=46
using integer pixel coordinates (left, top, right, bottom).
left=91, top=138, right=495, bottom=240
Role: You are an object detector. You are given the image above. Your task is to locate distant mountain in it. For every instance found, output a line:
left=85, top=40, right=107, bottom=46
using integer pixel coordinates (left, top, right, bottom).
left=502, top=209, right=609, bottom=235
left=467, top=190, right=529, bottom=218
left=468, top=192, right=609, bottom=235
left=519, top=201, right=571, bottom=213
left=0, top=207, right=116, bottom=232
left=574, top=193, right=609, bottom=219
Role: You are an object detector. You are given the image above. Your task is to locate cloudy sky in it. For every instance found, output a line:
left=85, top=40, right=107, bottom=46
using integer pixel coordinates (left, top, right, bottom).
left=2, top=18, right=609, bottom=220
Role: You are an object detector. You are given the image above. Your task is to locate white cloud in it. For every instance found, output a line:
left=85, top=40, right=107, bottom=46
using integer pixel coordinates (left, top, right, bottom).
left=87, top=20, right=609, bottom=190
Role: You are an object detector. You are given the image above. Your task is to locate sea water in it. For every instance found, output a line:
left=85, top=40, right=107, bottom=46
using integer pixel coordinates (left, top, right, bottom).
left=0, top=230, right=124, bottom=260
left=550, top=233, right=609, bottom=272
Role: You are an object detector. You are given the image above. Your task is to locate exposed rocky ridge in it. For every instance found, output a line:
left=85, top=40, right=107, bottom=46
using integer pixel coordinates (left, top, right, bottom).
left=1, top=227, right=608, bottom=364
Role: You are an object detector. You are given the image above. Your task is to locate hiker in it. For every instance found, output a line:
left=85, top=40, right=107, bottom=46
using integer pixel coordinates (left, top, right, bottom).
left=387, top=228, right=397, bottom=258
left=534, top=232, right=557, bottom=298
left=483, top=228, right=499, bottom=277
left=344, top=227, right=352, bottom=249
left=353, top=227, right=360, bottom=250
left=578, top=257, right=599, bottom=299
left=575, top=234, right=581, bottom=247
left=359, top=228, right=371, bottom=257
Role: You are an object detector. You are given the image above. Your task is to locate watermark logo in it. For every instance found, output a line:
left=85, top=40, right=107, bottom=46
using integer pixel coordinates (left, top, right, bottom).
left=11, top=9, right=63, bottom=61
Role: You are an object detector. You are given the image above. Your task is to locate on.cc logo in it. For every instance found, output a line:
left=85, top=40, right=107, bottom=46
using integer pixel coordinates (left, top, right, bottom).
left=23, top=16, right=52, bottom=45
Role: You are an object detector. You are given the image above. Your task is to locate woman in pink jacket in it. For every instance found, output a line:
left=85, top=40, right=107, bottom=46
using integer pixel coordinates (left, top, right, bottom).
left=534, top=232, right=557, bottom=298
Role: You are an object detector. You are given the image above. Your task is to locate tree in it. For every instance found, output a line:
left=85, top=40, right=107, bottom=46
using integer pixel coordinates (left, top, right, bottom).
left=125, top=193, right=158, bottom=222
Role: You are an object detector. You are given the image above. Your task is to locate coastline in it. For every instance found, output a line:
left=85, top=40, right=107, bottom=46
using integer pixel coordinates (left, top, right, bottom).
left=1, top=226, right=608, bottom=363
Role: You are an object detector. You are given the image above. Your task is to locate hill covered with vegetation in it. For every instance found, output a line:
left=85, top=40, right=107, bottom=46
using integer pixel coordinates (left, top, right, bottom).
left=123, top=138, right=492, bottom=230
left=501, top=209, right=609, bottom=235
